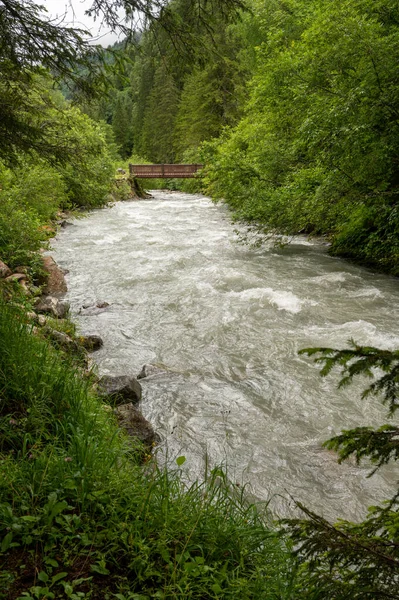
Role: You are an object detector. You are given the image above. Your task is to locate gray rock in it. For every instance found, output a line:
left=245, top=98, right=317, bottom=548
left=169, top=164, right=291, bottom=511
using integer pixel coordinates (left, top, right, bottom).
left=44, top=328, right=80, bottom=352
left=137, top=363, right=167, bottom=379
left=96, top=301, right=109, bottom=309
left=35, top=296, right=70, bottom=319
left=98, top=375, right=142, bottom=405
left=28, top=285, right=41, bottom=297
left=79, top=334, right=103, bottom=351
left=79, top=302, right=110, bottom=315
left=0, top=260, right=11, bottom=278
left=20, top=281, right=31, bottom=295
left=115, top=403, right=160, bottom=448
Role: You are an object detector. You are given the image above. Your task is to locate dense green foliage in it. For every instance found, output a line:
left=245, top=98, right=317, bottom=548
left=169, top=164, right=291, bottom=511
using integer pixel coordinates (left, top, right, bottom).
left=0, top=76, right=116, bottom=271
left=96, top=0, right=399, bottom=274
left=0, top=303, right=296, bottom=598
left=0, top=0, right=110, bottom=165
left=202, top=0, right=399, bottom=273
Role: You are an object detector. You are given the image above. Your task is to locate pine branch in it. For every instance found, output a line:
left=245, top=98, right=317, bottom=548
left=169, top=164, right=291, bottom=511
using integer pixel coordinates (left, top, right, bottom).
left=324, top=425, right=399, bottom=473
left=299, top=341, right=399, bottom=415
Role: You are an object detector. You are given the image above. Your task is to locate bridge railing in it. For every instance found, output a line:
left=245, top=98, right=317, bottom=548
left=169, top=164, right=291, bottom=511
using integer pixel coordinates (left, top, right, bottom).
left=129, top=164, right=203, bottom=179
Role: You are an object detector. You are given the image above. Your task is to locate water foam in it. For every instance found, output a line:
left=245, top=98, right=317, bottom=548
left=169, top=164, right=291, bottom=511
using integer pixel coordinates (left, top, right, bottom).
left=228, top=287, right=305, bottom=314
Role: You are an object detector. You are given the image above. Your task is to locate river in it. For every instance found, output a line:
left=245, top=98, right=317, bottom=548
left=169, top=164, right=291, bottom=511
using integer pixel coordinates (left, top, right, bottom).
left=52, top=191, right=399, bottom=521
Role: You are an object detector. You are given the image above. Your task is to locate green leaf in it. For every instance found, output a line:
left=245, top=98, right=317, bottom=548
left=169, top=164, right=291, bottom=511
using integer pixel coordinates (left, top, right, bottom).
left=176, top=455, right=186, bottom=466
left=91, top=561, right=110, bottom=575
left=211, top=583, right=223, bottom=594
left=38, top=571, right=49, bottom=583
left=51, top=572, right=68, bottom=584
left=1, top=531, right=13, bottom=552
left=62, top=479, right=77, bottom=490
left=45, top=558, right=59, bottom=568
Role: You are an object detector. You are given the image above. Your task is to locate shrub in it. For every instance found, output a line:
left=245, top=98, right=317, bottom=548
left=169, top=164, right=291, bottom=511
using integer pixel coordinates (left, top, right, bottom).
left=0, top=194, right=47, bottom=269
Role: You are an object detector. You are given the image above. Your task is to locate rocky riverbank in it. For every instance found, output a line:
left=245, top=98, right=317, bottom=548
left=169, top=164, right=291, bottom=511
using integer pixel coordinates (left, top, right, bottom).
left=0, top=252, right=160, bottom=455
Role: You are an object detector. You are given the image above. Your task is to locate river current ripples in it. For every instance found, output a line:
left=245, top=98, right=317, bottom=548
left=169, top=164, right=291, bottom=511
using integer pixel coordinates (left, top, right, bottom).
left=52, top=191, right=399, bottom=520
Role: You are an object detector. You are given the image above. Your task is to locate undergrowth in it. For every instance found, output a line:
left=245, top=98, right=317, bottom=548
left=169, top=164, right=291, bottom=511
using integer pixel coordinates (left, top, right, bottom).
left=0, top=302, right=298, bottom=599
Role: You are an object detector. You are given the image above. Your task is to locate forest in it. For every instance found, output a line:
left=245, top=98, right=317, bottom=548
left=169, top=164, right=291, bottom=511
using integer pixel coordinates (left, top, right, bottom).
left=0, top=0, right=399, bottom=598
left=94, top=0, right=399, bottom=275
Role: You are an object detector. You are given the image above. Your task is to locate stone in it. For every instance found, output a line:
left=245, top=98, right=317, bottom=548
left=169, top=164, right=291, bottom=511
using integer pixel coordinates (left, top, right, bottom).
left=35, top=296, right=70, bottom=319
left=45, top=328, right=79, bottom=351
left=79, top=302, right=110, bottom=315
left=137, top=364, right=167, bottom=379
left=59, top=220, right=73, bottom=228
left=79, top=334, right=104, bottom=352
left=37, top=315, right=47, bottom=327
left=98, top=375, right=142, bottom=405
left=5, top=273, right=27, bottom=282
left=14, top=266, right=29, bottom=274
left=19, top=281, right=30, bottom=295
left=115, top=403, right=160, bottom=448
left=41, top=255, right=67, bottom=296
left=117, top=168, right=126, bottom=174
left=96, top=302, right=109, bottom=309
left=0, top=260, right=11, bottom=278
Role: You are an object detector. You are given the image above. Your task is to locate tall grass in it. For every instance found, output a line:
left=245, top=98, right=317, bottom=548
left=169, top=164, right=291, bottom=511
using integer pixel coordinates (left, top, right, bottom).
left=0, top=302, right=298, bottom=599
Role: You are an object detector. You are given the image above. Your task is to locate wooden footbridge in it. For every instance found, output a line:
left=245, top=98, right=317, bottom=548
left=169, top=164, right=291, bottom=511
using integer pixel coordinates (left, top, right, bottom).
left=129, top=164, right=203, bottom=179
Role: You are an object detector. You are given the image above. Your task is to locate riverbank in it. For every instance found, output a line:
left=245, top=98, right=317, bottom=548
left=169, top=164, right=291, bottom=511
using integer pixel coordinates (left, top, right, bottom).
left=0, top=218, right=298, bottom=597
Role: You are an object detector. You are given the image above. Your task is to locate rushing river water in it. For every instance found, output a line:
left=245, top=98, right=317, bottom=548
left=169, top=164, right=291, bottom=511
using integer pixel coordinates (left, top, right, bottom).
left=52, top=191, right=399, bottom=521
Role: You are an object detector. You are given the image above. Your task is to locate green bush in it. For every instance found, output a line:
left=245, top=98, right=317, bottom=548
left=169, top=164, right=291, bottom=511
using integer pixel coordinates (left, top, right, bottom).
left=0, top=194, right=47, bottom=269
left=203, top=0, right=399, bottom=274
left=9, top=163, right=69, bottom=221
left=56, top=108, right=115, bottom=208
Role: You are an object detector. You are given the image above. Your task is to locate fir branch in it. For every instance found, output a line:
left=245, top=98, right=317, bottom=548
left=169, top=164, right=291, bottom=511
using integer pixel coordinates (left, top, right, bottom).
left=324, top=425, right=399, bottom=473
left=299, top=341, right=399, bottom=415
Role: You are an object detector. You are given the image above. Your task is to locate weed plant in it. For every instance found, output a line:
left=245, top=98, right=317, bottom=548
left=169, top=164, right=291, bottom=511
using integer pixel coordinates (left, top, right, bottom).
left=0, top=302, right=298, bottom=599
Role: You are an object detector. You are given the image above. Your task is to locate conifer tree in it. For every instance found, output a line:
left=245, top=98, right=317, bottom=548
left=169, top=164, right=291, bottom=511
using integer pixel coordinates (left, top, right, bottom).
left=283, top=341, right=399, bottom=598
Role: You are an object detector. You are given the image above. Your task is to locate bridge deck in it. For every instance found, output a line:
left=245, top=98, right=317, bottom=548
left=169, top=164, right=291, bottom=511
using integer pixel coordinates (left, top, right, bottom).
left=129, top=164, right=203, bottom=179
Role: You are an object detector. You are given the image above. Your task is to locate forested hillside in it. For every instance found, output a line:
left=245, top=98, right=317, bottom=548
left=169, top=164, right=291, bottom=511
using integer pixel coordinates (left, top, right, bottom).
left=99, top=0, right=399, bottom=274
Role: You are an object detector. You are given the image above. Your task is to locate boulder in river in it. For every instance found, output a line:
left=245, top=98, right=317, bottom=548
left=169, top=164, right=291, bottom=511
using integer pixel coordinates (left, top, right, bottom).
left=115, top=403, right=160, bottom=448
left=79, top=302, right=110, bottom=315
left=35, top=295, right=70, bottom=319
left=98, top=375, right=142, bottom=405
left=137, top=363, right=168, bottom=379
left=79, top=334, right=104, bottom=352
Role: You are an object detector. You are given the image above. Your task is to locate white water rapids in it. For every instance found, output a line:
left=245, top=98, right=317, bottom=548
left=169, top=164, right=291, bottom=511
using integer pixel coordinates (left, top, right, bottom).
left=52, top=191, right=399, bottom=521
